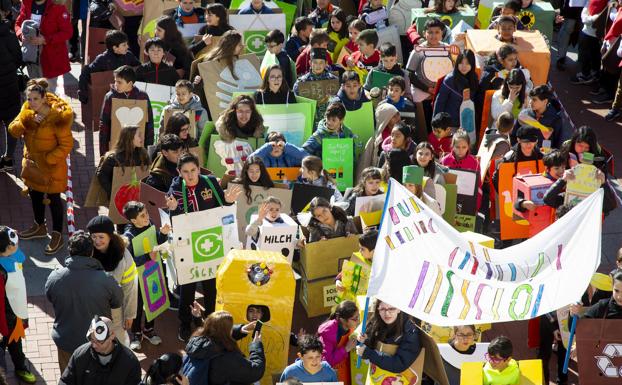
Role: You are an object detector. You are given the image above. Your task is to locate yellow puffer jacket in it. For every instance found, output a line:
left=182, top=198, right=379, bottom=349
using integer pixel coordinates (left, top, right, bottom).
left=9, top=93, right=74, bottom=194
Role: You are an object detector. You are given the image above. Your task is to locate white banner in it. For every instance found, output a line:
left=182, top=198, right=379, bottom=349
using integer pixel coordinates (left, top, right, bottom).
left=368, top=179, right=603, bottom=326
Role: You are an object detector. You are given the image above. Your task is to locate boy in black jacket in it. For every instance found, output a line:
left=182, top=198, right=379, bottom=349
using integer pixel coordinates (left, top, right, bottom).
left=145, top=134, right=184, bottom=192
left=78, top=30, right=140, bottom=104
left=136, top=37, right=180, bottom=87
left=265, top=29, right=294, bottom=89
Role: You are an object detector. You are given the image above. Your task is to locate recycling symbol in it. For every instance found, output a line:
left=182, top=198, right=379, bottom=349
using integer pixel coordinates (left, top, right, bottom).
left=595, top=343, right=622, bottom=377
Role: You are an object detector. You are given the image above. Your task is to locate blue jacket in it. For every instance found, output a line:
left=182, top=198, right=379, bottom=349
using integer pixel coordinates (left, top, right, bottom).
left=123, top=223, right=169, bottom=266
left=433, top=73, right=466, bottom=128
left=329, top=88, right=370, bottom=111
left=512, top=102, right=564, bottom=149
left=279, top=359, right=338, bottom=382
left=285, top=35, right=307, bottom=62
left=362, top=318, right=422, bottom=374
left=250, top=142, right=308, bottom=168
left=238, top=4, right=273, bottom=14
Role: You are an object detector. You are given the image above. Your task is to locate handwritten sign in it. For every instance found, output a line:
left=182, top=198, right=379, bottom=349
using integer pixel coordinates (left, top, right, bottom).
left=564, top=163, right=601, bottom=205
left=297, top=79, right=340, bottom=102
left=322, top=138, right=354, bottom=192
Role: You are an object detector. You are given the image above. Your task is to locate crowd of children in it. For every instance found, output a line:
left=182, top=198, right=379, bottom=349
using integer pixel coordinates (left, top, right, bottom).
left=1, top=0, right=622, bottom=384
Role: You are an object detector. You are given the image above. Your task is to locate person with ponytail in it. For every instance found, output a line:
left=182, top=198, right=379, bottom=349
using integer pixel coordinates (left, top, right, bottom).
left=8, top=78, right=73, bottom=255
left=299, top=155, right=343, bottom=202
left=141, top=353, right=188, bottom=385
left=317, top=300, right=360, bottom=385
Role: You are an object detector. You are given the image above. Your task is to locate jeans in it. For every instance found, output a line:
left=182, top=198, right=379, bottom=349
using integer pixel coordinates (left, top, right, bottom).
left=577, top=32, right=601, bottom=76
left=29, top=190, right=64, bottom=233
left=556, top=18, right=577, bottom=60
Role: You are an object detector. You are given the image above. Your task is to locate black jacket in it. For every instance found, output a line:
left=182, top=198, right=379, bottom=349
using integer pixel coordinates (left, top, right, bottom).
left=144, top=152, right=179, bottom=192
left=362, top=317, right=422, bottom=373
left=136, top=61, right=180, bottom=86
left=583, top=298, right=622, bottom=319
left=58, top=340, right=141, bottom=385
left=185, top=325, right=265, bottom=385
left=78, top=50, right=140, bottom=103
left=253, top=89, right=297, bottom=105
left=189, top=24, right=235, bottom=56
left=0, top=19, right=21, bottom=118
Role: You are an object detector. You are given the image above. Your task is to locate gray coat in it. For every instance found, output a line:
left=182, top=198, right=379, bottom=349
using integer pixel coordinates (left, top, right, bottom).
left=20, top=19, right=39, bottom=64
left=45, top=255, right=123, bottom=353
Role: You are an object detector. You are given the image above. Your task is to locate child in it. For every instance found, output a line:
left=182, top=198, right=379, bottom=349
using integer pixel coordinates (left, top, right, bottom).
left=294, top=50, right=339, bottom=127
left=402, top=165, right=442, bottom=215
left=0, top=227, right=36, bottom=383
left=309, top=0, right=335, bottom=28
left=99, top=65, right=154, bottom=156
left=495, top=16, right=518, bottom=43
left=378, top=123, right=415, bottom=168
left=489, top=0, right=525, bottom=30
left=515, top=85, right=563, bottom=150
left=491, top=69, right=529, bottom=127
left=360, top=0, right=389, bottom=30
left=306, top=197, right=358, bottom=242
left=377, top=76, right=417, bottom=128
left=441, top=129, right=482, bottom=211
left=364, top=43, right=412, bottom=100
left=265, top=29, right=294, bottom=88
left=317, top=301, right=360, bottom=383
left=299, top=155, right=343, bottom=202
left=165, top=153, right=242, bottom=342
left=78, top=30, right=140, bottom=104
left=250, top=131, right=309, bottom=168
left=233, top=156, right=275, bottom=205
left=238, top=0, right=273, bottom=14
left=516, top=149, right=566, bottom=211
left=136, top=37, right=180, bottom=87
left=245, top=196, right=285, bottom=241
left=255, top=65, right=298, bottom=105
left=280, top=334, right=338, bottom=381
left=122, top=201, right=170, bottom=351
left=96, top=125, right=151, bottom=199
left=327, top=9, right=350, bottom=63
left=344, top=19, right=366, bottom=55
left=382, top=149, right=413, bottom=182
left=162, top=112, right=199, bottom=150
left=492, top=126, right=543, bottom=191
left=343, top=167, right=383, bottom=216
left=570, top=0, right=607, bottom=85
left=144, top=134, right=184, bottom=192
left=154, top=16, right=193, bottom=78
left=295, top=30, right=334, bottom=76
left=302, top=102, right=358, bottom=159
left=429, top=112, right=453, bottom=158
left=188, top=3, right=234, bottom=57
left=336, top=229, right=378, bottom=292
left=286, top=16, right=314, bottom=62
left=342, top=29, right=380, bottom=83
left=610, top=248, right=622, bottom=277
left=330, top=71, right=370, bottom=111
left=483, top=336, right=520, bottom=385
left=479, top=112, right=514, bottom=177
left=414, top=142, right=448, bottom=186
left=160, top=80, right=209, bottom=139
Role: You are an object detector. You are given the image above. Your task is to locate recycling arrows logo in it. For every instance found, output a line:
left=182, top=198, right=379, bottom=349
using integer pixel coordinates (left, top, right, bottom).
left=191, top=226, right=223, bottom=263
left=595, top=343, right=622, bottom=377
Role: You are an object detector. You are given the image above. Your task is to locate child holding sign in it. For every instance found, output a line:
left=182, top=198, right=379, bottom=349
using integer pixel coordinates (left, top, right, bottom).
left=302, top=102, right=356, bottom=159
left=441, top=129, right=482, bottom=211
left=299, top=156, right=343, bottom=202
left=343, top=167, right=383, bottom=216
left=233, top=156, right=275, bottom=205
left=245, top=196, right=284, bottom=241
left=306, top=197, right=357, bottom=243
left=483, top=336, right=520, bottom=385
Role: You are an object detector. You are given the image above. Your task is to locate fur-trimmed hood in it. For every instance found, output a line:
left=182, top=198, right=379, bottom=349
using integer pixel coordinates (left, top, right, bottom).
left=19, top=92, right=73, bottom=130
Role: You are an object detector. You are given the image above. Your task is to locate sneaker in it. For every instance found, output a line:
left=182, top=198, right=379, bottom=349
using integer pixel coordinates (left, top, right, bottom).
left=19, top=223, right=48, bottom=240
left=44, top=231, right=64, bottom=255
left=144, top=329, right=162, bottom=345
left=129, top=333, right=142, bottom=351
left=15, top=369, right=36, bottom=384
left=0, top=157, right=13, bottom=172
left=591, top=92, right=614, bottom=105
left=168, top=294, right=179, bottom=311
left=178, top=325, right=191, bottom=343
left=589, top=87, right=607, bottom=96
left=570, top=73, right=595, bottom=85
left=605, top=109, right=621, bottom=121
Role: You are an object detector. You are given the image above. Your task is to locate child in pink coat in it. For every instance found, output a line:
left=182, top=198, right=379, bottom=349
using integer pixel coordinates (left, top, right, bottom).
left=441, top=129, right=482, bottom=211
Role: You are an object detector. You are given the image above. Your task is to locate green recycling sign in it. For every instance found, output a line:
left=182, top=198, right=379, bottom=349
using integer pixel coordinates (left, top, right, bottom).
left=191, top=226, right=223, bottom=263
left=244, top=31, right=268, bottom=55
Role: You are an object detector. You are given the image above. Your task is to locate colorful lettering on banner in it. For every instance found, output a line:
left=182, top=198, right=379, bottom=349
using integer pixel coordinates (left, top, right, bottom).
left=322, top=138, right=354, bottom=192
left=344, top=102, right=374, bottom=159
left=137, top=255, right=170, bottom=322
left=575, top=319, right=622, bottom=385
left=564, top=163, right=601, bottom=205
left=245, top=213, right=298, bottom=264
left=171, top=205, right=241, bottom=284
left=367, top=178, right=604, bottom=326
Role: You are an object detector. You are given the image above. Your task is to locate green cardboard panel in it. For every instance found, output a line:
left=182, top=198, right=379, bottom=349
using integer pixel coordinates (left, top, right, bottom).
left=197, top=121, right=216, bottom=168
left=244, top=30, right=268, bottom=56
left=368, top=69, right=395, bottom=90
left=256, top=98, right=315, bottom=147
left=131, top=225, right=158, bottom=257
left=442, top=183, right=458, bottom=226
left=343, top=102, right=374, bottom=159
left=455, top=214, right=476, bottom=232
left=206, top=134, right=265, bottom=177
left=412, top=5, right=476, bottom=32
left=493, top=1, right=554, bottom=42
left=322, top=138, right=354, bottom=191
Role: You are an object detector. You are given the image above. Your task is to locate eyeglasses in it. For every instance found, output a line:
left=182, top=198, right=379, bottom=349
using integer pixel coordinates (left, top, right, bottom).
left=377, top=307, right=399, bottom=314
left=269, top=75, right=283, bottom=80
left=485, top=353, right=507, bottom=363
left=455, top=333, right=475, bottom=340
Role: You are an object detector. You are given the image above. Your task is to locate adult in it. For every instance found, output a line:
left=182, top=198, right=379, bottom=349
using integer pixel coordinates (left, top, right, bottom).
left=9, top=79, right=73, bottom=254
left=58, top=316, right=141, bottom=385
left=0, top=9, right=22, bottom=172
left=44, top=231, right=123, bottom=373
left=356, top=300, right=422, bottom=383
left=154, top=16, right=193, bottom=78
left=14, top=0, right=72, bottom=93
left=216, top=95, right=265, bottom=143
left=86, top=216, right=138, bottom=348
left=183, top=310, right=265, bottom=385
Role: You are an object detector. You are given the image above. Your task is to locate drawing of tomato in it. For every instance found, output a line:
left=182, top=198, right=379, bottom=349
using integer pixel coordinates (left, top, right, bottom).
left=114, top=171, right=140, bottom=215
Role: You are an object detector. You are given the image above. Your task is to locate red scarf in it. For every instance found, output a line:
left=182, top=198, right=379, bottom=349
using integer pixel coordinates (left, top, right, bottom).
left=605, top=8, right=622, bottom=40
left=588, top=0, right=608, bottom=15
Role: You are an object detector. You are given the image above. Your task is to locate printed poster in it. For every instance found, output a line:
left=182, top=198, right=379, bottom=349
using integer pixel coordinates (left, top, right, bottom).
left=245, top=213, right=298, bottom=264
left=171, top=205, right=240, bottom=284
left=137, top=255, right=170, bottom=322
left=322, top=138, right=354, bottom=192
left=109, top=167, right=150, bottom=224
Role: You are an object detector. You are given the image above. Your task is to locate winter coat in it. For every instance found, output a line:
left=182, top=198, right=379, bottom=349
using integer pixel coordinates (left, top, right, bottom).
left=15, top=0, right=72, bottom=78
left=159, top=94, right=209, bottom=138
left=58, top=340, right=141, bottom=385
left=317, top=319, right=350, bottom=367
left=250, top=142, right=308, bottom=168
left=302, top=118, right=357, bottom=158
left=254, top=89, right=297, bottom=105
left=583, top=298, right=622, bottom=319
left=95, top=149, right=150, bottom=198
left=440, top=152, right=482, bottom=211
left=144, top=152, right=178, bottom=192
left=215, top=114, right=265, bottom=143
left=77, top=49, right=141, bottom=103
left=44, top=255, right=123, bottom=353
left=184, top=326, right=265, bottom=385
left=433, top=73, right=469, bottom=128
left=513, top=104, right=564, bottom=150
left=19, top=19, right=38, bottom=64
left=136, top=61, right=180, bottom=87
left=0, top=19, right=22, bottom=120
left=285, top=35, right=307, bottom=62
left=238, top=3, right=273, bottom=14
left=124, top=223, right=168, bottom=266
left=362, top=317, right=422, bottom=373
left=189, top=24, right=234, bottom=56
left=329, top=88, right=370, bottom=111
left=9, top=92, right=73, bottom=194
left=307, top=219, right=357, bottom=243
left=491, top=145, right=543, bottom=191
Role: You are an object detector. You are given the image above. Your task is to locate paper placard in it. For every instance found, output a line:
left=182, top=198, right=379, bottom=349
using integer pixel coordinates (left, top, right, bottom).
left=338, top=259, right=370, bottom=303
left=110, top=98, right=148, bottom=148
left=139, top=182, right=168, bottom=228
left=323, top=284, right=338, bottom=307
left=354, top=194, right=386, bottom=216
left=246, top=214, right=298, bottom=263
left=297, top=79, right=340, bottom=102
left=576, top=319, right=622, bottom=385
left=266, top=167, right=299, bottom=183
left=564, top=163, right=601, bottom=205
left=135, top=82, right=175, bottom=142
left=344, top=102, right=374, bottom=159
left=171, top=205, right=240, bottom=284
left=447, top=168, right=478, bottom=219
left=109, top=167, right=150, bottom=224
left=291, top=183, right=335, bottom=214
left=137, top=255, right=170, bottom=322
left=411, top=6, right=476, bottom=33
left=131, top=225, right=158, bottom=256
left=229, top=14, right=287, bottom=56
left=322, top=138, right=354, bottom=192
left=178, top=23, right=205, bottom=38
left=256, top=96, right=315, bottom=147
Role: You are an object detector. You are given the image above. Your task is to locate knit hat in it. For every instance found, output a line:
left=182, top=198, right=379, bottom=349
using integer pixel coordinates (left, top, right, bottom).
left=375, top=103, right=399, bottom=135
left=516, top=126, right=539, bottom=142
left=86, top=215, right=115, bottom=235
left=402, top=165, right=424, bottom=185
left=310, top=48, right=327, bottom=61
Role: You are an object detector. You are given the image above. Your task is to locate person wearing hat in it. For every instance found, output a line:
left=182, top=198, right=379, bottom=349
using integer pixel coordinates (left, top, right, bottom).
left=378, top=123, right=415, bottom=168
left=58, top=316, right=141, bottom=385
left=492, top=125, right=543, bottom=192
left=355, top=103, right=401, bottom=177
left=86, top=215, right=138, bottom=348
left=402, top=165, right=442, bottom=215
left=45, top=231, right=123, bottom=373
left=293, top=46, right=338, bottom=130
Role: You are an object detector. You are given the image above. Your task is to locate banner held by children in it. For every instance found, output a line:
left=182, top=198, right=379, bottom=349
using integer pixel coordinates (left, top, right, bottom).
left=367, top=178, right=604, bottom=326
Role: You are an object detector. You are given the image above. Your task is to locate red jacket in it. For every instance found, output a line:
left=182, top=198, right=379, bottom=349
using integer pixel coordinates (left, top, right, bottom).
left=295, top=45, right=333, bottom=76
left=15, top=0, right=72, bottom=78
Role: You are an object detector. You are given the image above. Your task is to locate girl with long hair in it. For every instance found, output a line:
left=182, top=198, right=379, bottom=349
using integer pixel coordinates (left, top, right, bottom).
left=306, top=197, right=358, bottom=242
left=254, top=65, right=297, bottom=105
left=216, top=94, right=265, bottom=143
left=233, top=156, right=275, bottom=205
left=343, top=167, right=383, bottom=216
left=204, top=30, right=244, bottom=81
left=561, top=125, right=610, bottom=172
left=414, top=141, right=448, bottom=185
left=378, top=123, right=416, bottom=168
left=491, top=68, right=528, bottom=128
left=164, top=112, right=199, bottom=149
left=189, top=3, right=234, bottom=56
left=155, top=16, right=193, bottom=78
left=425, top=0, right=461, bottom=14
left=299, top=155, right=343, bottom=202
left=327, top=9, right=349, bottom=62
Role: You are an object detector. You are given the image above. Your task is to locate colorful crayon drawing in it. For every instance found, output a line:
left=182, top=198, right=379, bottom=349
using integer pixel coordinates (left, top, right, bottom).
left=137, top=255, right=169, bottom=322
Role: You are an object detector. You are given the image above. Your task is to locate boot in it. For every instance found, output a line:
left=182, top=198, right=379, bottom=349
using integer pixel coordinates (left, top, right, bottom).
left=44, top=231, right=63, bottom=255
left=19, top=223, right=48, bottom=240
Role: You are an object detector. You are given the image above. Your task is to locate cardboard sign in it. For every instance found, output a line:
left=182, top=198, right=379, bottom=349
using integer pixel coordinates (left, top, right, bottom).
left=207, top=134, right=264, bottom=178
left=109, top=167, right=150, bottom=224
left=228, top=183, right=293, bottom=241
left=323, top=138, right=354, bottom=192
left=256, top=96, right=315, bottom=147
left=171, top=205, right=240, bottom=284
left=575, top=319, right=622, bottom=385
left=131, top=225, right=158, bottom=257
left=113, top=0, right=144, bottom=16
left=338, top=259, right=370, bottom=303
left=139, top=0, right=194, bottom=59
left=412, top=6, right=476, bottom=33
left=139, top=182, right=168, bottom=228
left=229, top=14, right=286, bottom=56
left=447, top=168, right=478, bottom=231
left=355, top=194, right=386, bottom=228
left=466, top=29, right=550, bottom=86
left=291, top=183, right=335, bottom=214
left=85, top=175, right=109, bottom=208
left=299, top=236, right=360, bottom=280
left=367, top=69, right=394, bottom=90
left=110, top=98, right=148, bottom=148
left=230, top=0, right=296, bottom=32
left=297, top=79, right=340, bottom=103
left=299, top=273, right=338, bottom=317
left=86, top=70, right=115, bottom=131
left=135, top=82, right=175, bottom=142
left=565, top=163, right=601, bottom=205
left=198, top=54, right=262, bottom=118
left=492, top=1, right=555, bottom=41
left=216, top=250, right=296, bottom=385
left=266, top=167, right=299, bottom=183
left=246, top=213, right=298, bottom=263
left=344, top=102, right=374, bottom=160
left=137, top=255, right=170, bottom=322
